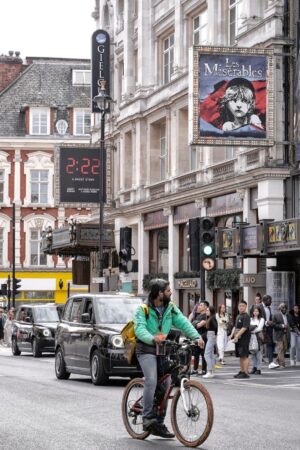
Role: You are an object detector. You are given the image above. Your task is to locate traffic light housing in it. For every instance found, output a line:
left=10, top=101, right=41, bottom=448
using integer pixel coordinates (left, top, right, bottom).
left=0, top=283, right=7, bottom=296
left=188, top=218, right=200, bottom=271
left=13, top=278, right=22, bottom=296
left=200, top=217, right=216, bottom=271
left=119, top=227, right=133, bottom=273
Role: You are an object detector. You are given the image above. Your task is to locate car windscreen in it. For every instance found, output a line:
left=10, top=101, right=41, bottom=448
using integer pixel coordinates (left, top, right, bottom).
left=33, top=307, right=59, bottom=323
left=94, top=297, right=143, bottom=324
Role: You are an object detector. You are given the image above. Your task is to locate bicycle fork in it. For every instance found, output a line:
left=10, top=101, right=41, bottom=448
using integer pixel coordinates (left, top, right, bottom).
left=180, top=377, right=191, bottom=414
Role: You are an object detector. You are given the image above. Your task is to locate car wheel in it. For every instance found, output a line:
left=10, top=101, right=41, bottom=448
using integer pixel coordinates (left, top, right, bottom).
left=32, top=338, right=42, bottom=357
left=12, top=337, right=21, bottom=356
left=55, top=347, right=70, bottom=380
left=91, top=350, right=108, bottom=385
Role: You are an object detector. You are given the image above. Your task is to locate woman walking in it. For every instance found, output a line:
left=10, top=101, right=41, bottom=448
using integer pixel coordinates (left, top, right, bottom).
left=4, top=309, right=15, bottom=347
left=249, top=307, right=265, bottom=375
left=216, top=304, right=229, bottom=364
left=203, top=305, right=218, bottom=379
left=289, top=304, right=300, bottom=366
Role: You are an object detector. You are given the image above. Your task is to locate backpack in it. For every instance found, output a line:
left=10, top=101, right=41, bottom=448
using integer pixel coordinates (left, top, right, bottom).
left=121, top=304, right=149, bottom=365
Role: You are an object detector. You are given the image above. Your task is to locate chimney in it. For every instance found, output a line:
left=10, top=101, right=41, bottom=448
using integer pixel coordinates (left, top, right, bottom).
left=0, top=51, right=26, bottom=93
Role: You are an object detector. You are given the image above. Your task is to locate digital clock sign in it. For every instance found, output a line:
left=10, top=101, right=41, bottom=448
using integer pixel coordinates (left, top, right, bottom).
left=59, top=146, right=101, bottom=204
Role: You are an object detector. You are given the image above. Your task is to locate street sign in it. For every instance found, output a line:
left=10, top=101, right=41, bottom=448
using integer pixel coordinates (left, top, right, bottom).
left=92, top=29, right=110, bottom=113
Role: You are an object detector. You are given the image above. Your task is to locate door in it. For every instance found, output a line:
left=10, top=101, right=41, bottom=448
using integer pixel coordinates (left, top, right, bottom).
left=76, top=297, right=94, bottom=371
left=17, top=307, right=33, bottom=351
left=61, top=298, right=83, bottom=368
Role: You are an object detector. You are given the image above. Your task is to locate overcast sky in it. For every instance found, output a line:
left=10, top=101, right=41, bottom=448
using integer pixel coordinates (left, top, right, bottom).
left=0, top=0, right=95, bottom=60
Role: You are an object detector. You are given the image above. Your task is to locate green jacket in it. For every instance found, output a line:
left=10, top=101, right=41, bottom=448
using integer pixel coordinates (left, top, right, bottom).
left=134, top=302, right=201, bottom=345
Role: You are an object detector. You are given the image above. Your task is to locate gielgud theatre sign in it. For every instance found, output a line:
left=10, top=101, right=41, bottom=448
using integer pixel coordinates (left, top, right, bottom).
left=191, top=46, right=274, bottom=146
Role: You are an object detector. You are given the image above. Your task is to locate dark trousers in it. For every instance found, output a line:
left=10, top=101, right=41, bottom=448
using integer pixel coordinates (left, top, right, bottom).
left=193, top=345, right=207, bottom=373
left=265, top=327, right=274, bottom=364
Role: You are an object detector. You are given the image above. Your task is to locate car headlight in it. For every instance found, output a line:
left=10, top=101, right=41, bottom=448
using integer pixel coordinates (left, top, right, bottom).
left=110, top=335, right=124, bottom=349
left=43, top=329, right=51, bottom=337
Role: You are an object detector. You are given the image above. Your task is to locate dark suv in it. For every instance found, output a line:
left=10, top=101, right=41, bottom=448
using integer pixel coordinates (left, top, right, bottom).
left=12, top=304, right=60, bottom=357
left=55, top=294, right=143, bottom=385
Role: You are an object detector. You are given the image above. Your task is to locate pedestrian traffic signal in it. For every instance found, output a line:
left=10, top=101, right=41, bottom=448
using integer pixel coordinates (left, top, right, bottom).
left=119, top=227, right=133, bottom=273
left=0, top=283, right=7, bottom=296
left=200, top=217, right=216, bottom=271
left=188, top=218, right=200, bottom=271
left=13, top=278, right=22, bottom=296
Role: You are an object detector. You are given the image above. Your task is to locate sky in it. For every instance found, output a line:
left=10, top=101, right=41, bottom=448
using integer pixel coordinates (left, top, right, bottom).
left=0, top=0, right=95, bottom=60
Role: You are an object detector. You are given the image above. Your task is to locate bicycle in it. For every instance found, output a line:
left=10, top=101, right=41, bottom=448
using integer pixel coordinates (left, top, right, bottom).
left=122, top=339, right=214, bottom=448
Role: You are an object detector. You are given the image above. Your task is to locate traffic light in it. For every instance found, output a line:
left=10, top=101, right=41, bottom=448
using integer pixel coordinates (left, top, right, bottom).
left=0, top=284, right=7, bottom=296
left=119, top=227, right=133, bottom=273
left=13, top=278, right=22, bottom=296
left=188, top=218, right=200, bottom=271
left=200, top=217, right=216, bottom=271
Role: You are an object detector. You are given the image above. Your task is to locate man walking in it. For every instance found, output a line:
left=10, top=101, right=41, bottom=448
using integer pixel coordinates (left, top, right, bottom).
left=262, top=294, right=277, bottom=368
left=229, top=300, right=251, bottom=379
left=272, top=303, right=290, bottom=369
left=191, top=300, right=209, bottom=375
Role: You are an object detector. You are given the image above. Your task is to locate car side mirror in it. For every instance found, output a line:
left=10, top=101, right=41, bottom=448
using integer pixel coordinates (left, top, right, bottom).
left=81, top=313, right=91, bottom=323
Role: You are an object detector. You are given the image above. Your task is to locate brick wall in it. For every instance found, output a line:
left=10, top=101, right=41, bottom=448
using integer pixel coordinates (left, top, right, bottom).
left=0, top=53, right=26, bottom=93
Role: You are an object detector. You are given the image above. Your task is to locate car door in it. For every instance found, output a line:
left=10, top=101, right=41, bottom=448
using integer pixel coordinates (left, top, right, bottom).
left=17, top=307, right=33, bottom=351
left=62, top=297, right=83, bottom=368
left=75, top=297, right=94, bottom=371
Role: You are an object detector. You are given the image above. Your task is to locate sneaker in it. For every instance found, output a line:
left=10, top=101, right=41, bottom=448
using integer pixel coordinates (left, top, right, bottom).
left=143, top=417, right=158, bottom=431
left=202, top=370, right=214, bottom=378
left=220, top=360, right=226, bottom=365
left=201, top=370, right=207, bottom=375
left=151, top=424, right=175, bottom=439
left=290, top=360, right=295, bottom=367
left=234, top=371, right=242, bottom=378
left=250, top=367, right=257, bottom=374
left=277, top=365, right=285, bottom=370
left=255, top=369, right=261, bottom=375
left=191, top=369, right=199, bottom=376
left=235, top=372, right=250, bottom=379
left=268, top=362, right=279, bottom=369
left=214, top=364, right=221, bottom=369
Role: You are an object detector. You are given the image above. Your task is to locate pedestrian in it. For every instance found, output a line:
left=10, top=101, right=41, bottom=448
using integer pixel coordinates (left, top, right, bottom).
left=4, top=309, right=15, bottom=347
left=229, top=300, right=251, bottom=379
left=249, top=307, right=265, bottom=375
left=288, top=304, right=300, bottom=366
left=272, top=303, right=290, bottom=369
left=216, top=304, right=229, bottom=364
left=191, top=300, right=209, bottom=375
left=188, top=302, right=200, bottom=322
left=0, top=308, right=7, bottom=345
left=262, top=294, right=276, bottom=368
left=203, top=305, right=218, bottom=379
left=250, top=292, right=266, bottom=319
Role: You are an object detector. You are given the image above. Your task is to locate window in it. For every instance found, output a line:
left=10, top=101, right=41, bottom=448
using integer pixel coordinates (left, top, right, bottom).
left=74, top=109, right=91, bottom=135
left=0, top=170, right=3, bottom=203
left=163, top=34, right=174, bottom=84
left=72, top=70, right=91, bottom=85
left=0, top=228, right=3, bottom=266
left=30, top=229, right=47, bottom=266
left=70, top=299, right=83, bottom=323
left=229, top=0, right=243, bottom=45
left=30, top=107, right=50, bottom=135
left=193, top=10, right=208, bottom=45
left=30, top=170, right=48, bottom=204
left=191, top=146, right=197, bottom=171
left=160, top=123, right=167, bottom=180
left=149, top=228, right=169, bottom=273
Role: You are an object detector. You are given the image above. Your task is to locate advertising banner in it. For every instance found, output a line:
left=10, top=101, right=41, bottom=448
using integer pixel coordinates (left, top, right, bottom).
left=192, top=46, right=274, bottom=146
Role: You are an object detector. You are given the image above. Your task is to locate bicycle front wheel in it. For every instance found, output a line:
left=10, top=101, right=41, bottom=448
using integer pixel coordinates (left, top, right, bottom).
left=170, top=380, right=214, bottom=447
left=121, top=378, right=150, bottom=440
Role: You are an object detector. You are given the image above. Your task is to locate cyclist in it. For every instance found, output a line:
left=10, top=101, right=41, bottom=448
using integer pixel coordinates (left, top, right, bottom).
left=134, top=278, right=204, bottom=438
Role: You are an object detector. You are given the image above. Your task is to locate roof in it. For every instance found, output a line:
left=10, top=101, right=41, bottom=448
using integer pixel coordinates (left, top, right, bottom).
left=0, top=59, right=91, bottom=136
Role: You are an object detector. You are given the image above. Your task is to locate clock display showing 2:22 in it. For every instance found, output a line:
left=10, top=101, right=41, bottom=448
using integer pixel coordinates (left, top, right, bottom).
left=59, top=147, right=101, bottom=203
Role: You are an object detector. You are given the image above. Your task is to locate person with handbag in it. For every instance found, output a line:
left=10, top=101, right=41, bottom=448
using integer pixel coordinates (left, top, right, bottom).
left=249, top=307, right=265, bottom=375
left=216, top=304, right=229, bottom=365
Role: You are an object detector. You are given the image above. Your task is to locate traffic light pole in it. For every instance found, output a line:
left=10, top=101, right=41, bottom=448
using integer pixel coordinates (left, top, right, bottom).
left=200, top=266, right=205, bottom=301
left=98, top=110, right=106, bottom=293
left=12, top=202, right=16, bottom=308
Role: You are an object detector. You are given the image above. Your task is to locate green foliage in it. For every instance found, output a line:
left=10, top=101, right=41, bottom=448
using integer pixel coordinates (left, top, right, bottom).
left=206, top=268, right=242, bottom=290
left=142, top=273, right=168, bottom=291
left=173, top=271, right=200, bottom=279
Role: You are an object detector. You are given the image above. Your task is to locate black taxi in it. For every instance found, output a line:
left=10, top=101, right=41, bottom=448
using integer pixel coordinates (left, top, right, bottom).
left=55, top=294, right=143, bottom=385
left=12, top=303, right=60, bottom=357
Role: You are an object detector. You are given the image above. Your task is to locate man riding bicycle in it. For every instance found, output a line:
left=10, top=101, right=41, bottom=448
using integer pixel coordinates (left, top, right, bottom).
left=134, top=278, right=204, bottom=438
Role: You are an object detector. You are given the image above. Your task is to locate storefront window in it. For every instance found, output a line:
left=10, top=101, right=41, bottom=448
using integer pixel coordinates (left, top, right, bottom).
left=179, top=223, right=189, bottom=271
left=149, top=228, right=169, bottom=273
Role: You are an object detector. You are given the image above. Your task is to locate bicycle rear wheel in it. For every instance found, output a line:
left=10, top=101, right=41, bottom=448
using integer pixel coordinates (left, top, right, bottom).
left=121, top=378, right=150, bottom=440
left=170, top=380, right=214, bottom=447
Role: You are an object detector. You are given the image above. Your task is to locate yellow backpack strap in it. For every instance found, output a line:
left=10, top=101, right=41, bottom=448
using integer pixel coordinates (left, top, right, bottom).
left=141, top=304, right=149, bottom=319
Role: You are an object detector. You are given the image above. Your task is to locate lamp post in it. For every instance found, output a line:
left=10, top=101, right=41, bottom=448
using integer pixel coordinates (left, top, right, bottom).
left=93, top=80, right=113, bottom=292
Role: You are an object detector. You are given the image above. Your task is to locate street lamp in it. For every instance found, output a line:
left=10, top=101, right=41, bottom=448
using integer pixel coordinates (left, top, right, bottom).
left=93, top=80, right=113, bottom=292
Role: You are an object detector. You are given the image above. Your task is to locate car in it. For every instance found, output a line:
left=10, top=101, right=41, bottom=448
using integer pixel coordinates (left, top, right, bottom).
left=55, top=293, right=144, bottom=385
left=12, top=303, right=60, bottom=357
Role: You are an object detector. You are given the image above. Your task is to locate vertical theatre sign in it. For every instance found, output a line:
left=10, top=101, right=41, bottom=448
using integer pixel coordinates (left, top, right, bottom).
left=91, top=29, right=110, bottom=113
left=191, top=46, right=274, bottom=146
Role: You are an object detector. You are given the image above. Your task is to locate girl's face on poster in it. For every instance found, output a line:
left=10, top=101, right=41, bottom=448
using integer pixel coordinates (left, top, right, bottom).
left=228, top=96, right=251, bottom=119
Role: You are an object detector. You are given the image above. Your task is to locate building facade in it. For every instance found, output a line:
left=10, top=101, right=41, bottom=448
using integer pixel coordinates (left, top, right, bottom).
left=89, top=0, right=299, bottom=317
left=0, top=54, right=93, bottom=303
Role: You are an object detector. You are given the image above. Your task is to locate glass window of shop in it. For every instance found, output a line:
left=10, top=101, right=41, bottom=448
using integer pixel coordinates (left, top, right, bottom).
left=179, top=223, right=189, bottom=271
left=217, top=214, right=242, bottom=269
left=149, top=228, right=169, bottom=273
left=24, top=291, right=55, bottom=300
